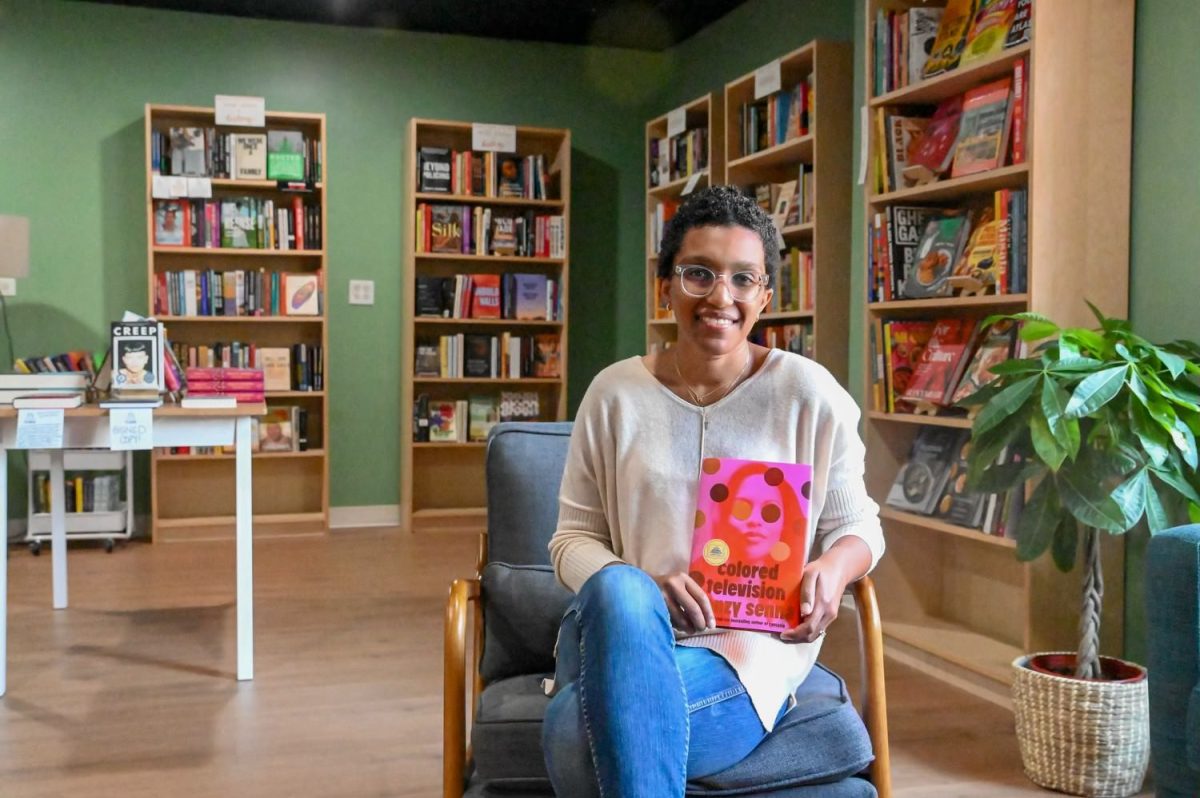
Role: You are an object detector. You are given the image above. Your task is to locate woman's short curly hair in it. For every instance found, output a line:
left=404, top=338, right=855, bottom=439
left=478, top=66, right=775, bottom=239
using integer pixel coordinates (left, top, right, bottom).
left=656, top=184, right=780, bottom=283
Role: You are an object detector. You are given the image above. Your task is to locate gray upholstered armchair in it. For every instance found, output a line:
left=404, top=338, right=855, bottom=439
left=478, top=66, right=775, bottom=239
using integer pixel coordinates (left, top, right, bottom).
left=444, top=422, right=891, bottom=797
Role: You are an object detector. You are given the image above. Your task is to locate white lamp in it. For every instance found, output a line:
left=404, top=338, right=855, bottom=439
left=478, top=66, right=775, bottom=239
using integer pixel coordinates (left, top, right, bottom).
left=0, top=215, right=30, bottom=369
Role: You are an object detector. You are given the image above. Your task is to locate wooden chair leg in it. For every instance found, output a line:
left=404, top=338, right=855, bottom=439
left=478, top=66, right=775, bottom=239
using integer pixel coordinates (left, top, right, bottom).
left=853, top=576, right=892, bottom=798
left=444, top=578, right=478, bottom=798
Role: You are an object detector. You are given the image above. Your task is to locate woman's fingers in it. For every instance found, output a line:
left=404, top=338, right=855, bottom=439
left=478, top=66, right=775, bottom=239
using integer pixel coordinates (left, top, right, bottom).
left=682, top=576, right=716, bottom=629
left=655, top=573, right=712, bottom=633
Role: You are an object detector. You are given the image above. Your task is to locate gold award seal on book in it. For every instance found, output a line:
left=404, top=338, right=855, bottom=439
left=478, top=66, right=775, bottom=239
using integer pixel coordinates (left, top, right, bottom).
left=702, top=539, right=730, bottom=567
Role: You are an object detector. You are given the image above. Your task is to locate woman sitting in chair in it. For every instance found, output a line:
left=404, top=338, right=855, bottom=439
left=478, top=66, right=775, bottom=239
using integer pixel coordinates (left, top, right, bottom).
left=545, top=185, right=885, bottom=797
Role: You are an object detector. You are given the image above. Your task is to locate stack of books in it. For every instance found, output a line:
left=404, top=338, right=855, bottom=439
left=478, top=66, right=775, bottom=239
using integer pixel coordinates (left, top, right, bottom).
left=185, top=367, right=264, bottom=404
left=0, top=372, right=88, bottom=407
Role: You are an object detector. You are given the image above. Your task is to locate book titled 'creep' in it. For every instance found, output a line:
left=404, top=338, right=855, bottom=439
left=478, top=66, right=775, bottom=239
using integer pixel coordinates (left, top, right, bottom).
left=688, top=457, right=812, bottom=633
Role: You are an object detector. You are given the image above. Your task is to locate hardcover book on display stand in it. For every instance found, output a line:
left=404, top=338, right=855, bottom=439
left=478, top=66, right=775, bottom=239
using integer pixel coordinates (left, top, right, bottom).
left=110, top=319, right=165, bottom=396
left=885, top=426, right=963, bottom=515
left=688, top=457, right=812, bottom=631
left=233, top=133, right=268, bottom=180
left=266, top=130, right=307, bottom=181
left=418, top=147, right=451, bottom=193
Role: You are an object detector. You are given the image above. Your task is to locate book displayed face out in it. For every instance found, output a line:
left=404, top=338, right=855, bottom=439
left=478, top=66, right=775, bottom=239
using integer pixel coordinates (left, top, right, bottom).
left=689, top=457, right=812, bottom=632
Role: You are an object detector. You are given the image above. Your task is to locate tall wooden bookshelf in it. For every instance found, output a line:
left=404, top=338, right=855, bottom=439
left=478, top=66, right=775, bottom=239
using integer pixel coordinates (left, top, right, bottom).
left=144, top=104, right=329, bottom=542
left=644, top=93, right=724, bottom=353
left=401, top=119, right=570, bottom=534
left=861, top=2, right=1134, bottom=688
left=723, top=41, right=853, bottom=383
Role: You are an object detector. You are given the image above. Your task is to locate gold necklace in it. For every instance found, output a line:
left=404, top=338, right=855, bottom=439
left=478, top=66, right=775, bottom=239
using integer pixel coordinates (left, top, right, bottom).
left=672, top=348, right=751, bottom=406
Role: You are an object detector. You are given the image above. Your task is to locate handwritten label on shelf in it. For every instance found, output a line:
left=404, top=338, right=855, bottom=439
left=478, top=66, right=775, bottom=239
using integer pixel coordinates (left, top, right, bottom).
left=167, top=176, right=189, bottom=198
left=110, top=409, right=153, bottom=450
left=754, top=59, right=782, bottom=100
left=151, top=175, right=171, bottom=199
left=667, top=106, right=687, bottom=138
left=681, top=171, right=703, bottom=196
left=15, top=409, right=64, bottom=450
left=472, top=123, right=517, bottom=153
left=215, top=95, right=266, bottom=127
left=187, top=177, right=213, bottom=198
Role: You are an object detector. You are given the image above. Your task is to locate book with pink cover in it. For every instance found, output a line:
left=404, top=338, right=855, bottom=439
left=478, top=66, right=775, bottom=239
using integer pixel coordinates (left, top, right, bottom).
left=688, top=457, right=812, bottom=633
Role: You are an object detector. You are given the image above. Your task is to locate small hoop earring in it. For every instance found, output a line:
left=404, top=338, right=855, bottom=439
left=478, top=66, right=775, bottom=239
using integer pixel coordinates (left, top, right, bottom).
left=666, top=302, right=672, bottom=311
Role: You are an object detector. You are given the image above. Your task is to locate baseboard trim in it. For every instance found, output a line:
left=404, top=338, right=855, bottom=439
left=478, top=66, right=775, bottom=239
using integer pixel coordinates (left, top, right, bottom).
left=329, top=505, right=401, bottom=529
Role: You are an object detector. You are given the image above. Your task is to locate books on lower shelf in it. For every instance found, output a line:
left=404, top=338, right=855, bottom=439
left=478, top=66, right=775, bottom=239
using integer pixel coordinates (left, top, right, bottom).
left=152, top=197, right=322, bottom=250
left=158, top=403, right=311, bottom=455
left=415, top=332, right=560, bottom=379
left=170, top=343, right=322, bottom=391
left=154, top=268, right=324, bottom=317
left=413, top=390, right=540, bottom=443
left=31, top=472, right=123, bottom=514
left=415, top=273, right=562, bottom=321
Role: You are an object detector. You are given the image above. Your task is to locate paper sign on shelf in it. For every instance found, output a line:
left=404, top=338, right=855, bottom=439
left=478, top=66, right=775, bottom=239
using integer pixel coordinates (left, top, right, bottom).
left=857, top=105, right=869, bottom=186
left=187, top=177, right=213, bottom=198
left=167, top=176, right=189, bottom=198
left=110, top=408, right=154, bottom=450
left=215, top=95, right=266, bottom=127
left=681, top=171, right=703, bottom=196
left=152, top=175, right=171, bottom=199
left=754, top=59, right=782, bottom=100
left=667, top=106, right=687, bottom=138
left=472, top=123, right=517, bottom=153
left=15, top=409, right=64, bottom=450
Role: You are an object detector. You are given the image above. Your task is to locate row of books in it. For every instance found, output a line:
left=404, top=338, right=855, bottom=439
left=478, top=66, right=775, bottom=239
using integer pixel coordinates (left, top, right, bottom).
left=873, top=0, right=1030, bottom=96
left=415, top=332, right=560, bottom=380
left=30, top=473, right=123, bottom=515
left=154, top=270, right=322, bottom=317
left=750, top=322, right=813, bottom=358
left=885, top=426, right=1022, bottom=537
left=413, top=391, right=540, bottom=443
left=749, top=165, right=814, bottom=231
left=870, top=317, right=1019, bottom=414
left=151, top=126, right=322, bottom=183
left=867, top=188, right=1027, bottom=303
left=415, top=204, right=565, bottom=259
left=153, top=197, right=322, bottom=251
left=171, top=344, right=323, bottom=391
left=874, top=60, right=1026, bottom=193
left=416, top=273, right=561, bottom=321
left=158, top=405, right=314, bottom=455
left=417, top=147, right=551, bottom=200
left=739, top=76, right=813, bottom=157
left=648, top=127, right=710, bottom=187
left=12, top=351, right=96, bottom=375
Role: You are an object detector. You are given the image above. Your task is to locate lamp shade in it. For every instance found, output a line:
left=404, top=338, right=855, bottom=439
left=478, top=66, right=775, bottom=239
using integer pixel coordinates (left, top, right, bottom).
left=0, top=215, right=30, bottom=279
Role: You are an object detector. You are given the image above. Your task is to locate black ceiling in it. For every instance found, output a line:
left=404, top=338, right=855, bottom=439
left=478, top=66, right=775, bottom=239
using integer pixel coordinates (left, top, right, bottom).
left=84, top=0, right=751, bottom=51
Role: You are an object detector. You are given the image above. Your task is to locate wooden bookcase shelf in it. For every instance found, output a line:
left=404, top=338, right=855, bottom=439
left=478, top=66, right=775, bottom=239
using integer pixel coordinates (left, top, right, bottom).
left=401, top=119, right=571, bottom=534
left=144, top=104, right=330, bottom=541
left=861, top=1, right=1134, bottom=687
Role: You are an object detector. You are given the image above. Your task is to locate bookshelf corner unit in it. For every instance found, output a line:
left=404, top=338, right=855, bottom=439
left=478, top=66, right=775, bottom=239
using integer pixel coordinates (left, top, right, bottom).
left=402, top=119, right=571, bottom=534
left=144, top=103, right=330, bottom=541
left=860, top=0, right=1134, bottom=686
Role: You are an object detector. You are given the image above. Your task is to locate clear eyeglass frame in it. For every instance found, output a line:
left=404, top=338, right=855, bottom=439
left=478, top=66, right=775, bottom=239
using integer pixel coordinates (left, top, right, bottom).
left=673, top=263, right=770, bottom=301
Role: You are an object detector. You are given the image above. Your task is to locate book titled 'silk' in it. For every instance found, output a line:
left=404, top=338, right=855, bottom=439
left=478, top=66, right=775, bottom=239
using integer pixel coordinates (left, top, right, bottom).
left=688, top=457, right=812, bottom=633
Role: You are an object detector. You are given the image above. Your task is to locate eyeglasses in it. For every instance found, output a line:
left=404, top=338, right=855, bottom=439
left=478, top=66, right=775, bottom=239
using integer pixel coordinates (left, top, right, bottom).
left=674, top=264, right=770, bottom=301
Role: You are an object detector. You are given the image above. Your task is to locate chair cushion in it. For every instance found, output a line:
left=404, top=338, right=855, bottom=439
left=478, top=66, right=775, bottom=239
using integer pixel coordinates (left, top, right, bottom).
left=1147, top=524, right=1200, bottom=796
left=470, top=664, right=874, bottom=796
left=486, top=422, right=573, bottom=566
left=480, top=563, right=572, bottom=683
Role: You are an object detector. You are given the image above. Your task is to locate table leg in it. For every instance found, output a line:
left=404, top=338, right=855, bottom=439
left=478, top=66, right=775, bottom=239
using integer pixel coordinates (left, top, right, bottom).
left=49, top=448, right=67, bottom=610
left=235, top=416, right=253, bottom=681
left=1, top=447, right=7, bottom=696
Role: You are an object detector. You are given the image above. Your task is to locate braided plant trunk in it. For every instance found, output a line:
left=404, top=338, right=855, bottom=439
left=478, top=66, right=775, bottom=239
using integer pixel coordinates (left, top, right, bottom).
left=1075, top=526, right=1103, bottom=680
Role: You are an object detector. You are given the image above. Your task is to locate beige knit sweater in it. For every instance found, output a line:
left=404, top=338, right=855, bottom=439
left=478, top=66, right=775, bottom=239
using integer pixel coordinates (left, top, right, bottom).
left=549, top=350, right=885, bottom=730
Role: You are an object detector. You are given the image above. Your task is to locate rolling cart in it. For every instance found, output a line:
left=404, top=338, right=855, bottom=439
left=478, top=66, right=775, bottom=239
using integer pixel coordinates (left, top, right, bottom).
left=26, top=449, right=134, bottom=554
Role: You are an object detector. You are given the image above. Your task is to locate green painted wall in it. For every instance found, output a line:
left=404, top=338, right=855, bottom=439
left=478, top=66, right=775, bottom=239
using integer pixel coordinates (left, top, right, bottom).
left=0, top=0, right=667, bottom=515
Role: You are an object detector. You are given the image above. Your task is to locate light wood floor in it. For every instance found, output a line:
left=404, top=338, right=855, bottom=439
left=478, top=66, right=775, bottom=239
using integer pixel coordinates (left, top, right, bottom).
left=0, top=529, right=1150, bottom=797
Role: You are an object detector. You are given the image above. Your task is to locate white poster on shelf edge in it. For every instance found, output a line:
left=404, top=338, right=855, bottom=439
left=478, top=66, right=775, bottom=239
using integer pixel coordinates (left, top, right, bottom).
left=754, top=59, right=782, bottom=100
left=215, top=95, right=266, bottom=127
left=667, top=106, right=687, bottom=138
left=472, top=123, right=517, bottom=153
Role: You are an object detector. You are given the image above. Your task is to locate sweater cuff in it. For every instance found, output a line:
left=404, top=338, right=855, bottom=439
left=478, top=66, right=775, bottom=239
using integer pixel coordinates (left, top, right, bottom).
left=819, top=484, right=885, bottom=572
left=555, top=504, right=625, bottom=592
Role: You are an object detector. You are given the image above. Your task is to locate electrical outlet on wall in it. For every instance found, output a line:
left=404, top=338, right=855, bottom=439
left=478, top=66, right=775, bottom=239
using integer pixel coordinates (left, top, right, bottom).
left=348, top=279, right=374, bottom=306
left=0, top=278, right=15, bottom=297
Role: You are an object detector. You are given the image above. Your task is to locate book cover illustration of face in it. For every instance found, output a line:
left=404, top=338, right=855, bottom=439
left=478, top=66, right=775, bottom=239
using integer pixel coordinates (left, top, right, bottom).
left=689, top=457, right=813, bottom=632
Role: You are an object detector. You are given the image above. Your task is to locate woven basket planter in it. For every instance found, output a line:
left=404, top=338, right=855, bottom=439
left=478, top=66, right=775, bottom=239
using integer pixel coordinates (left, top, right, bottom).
left=1011, top=653, right=1150, bottom=797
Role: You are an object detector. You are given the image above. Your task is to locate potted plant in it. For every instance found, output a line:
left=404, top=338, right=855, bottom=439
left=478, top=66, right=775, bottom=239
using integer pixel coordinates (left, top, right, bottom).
left=960, top=303, right=1200, bottom=797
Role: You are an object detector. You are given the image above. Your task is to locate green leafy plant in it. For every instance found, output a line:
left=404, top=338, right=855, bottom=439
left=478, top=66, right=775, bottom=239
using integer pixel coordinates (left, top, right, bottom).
left=962, top=302, right=1200, bottom=679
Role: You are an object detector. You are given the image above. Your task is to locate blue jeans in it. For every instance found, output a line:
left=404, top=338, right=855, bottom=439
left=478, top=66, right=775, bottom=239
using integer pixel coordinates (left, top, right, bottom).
left=542, top=565, right=786, bottom=797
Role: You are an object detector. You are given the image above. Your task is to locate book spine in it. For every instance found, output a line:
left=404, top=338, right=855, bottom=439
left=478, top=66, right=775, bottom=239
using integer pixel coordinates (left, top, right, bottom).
left=1011, top=56, right=1026, bottom=165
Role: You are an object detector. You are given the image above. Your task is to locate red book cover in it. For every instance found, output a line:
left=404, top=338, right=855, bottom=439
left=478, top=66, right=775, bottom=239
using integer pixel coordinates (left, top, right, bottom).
left=1011, top=56, right=1027, bottom=165
left=469, top=273, right=502, bottom=319
left=884, top=320, right=936, bottom=413
left=185, top=367, right=264, bottom=383
left=689, top=458, right=813, bottom=632
left=900, top=317, right=979, bottom=406
left=292, top=196, right=305, bottom=251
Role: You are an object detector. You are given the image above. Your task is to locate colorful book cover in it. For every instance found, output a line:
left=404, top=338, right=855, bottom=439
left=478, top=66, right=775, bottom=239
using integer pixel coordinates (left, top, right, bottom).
left=266, top=130, right=306, bottom=181
left=496, top=154, right=524, bottom=198
left=418, top=147, right=451, bottom=193
left=284, top=273, right=319, bottom=316
left=428, top=401, right=457, bottom=442
left=1003, top=0, right=1031, bottom=47
left=154, top=200, right=187, bottom=246
left=491, top=216, right=517, bottom=255
left=470, top=273, right=502, bottom=319
left=111, top=321, right=164, bottom=394
left=951, top=319, right=1017, bottom=404
left=257, top=407, right=295, bottom=452
left=885, top=320, right=936, bottom=413
left=885, top=426, right=963, bottom=515
left=221, top=199, right=259, bottom=249
left=922, top=0, right=979, bottom=78
left=499, top=390, right=540, bottom=422
left=951, top=77, right=1012, bottom=178
left=468, top=394, right=500, bottom=442
left=931, top=430, right=987, bottom=528
left=169, top=127, right=207, bottom=176
left=960, top=0, right=1016, bottom=66
left=907, top=7, right=944, bottom=83
left=888, top=206, right=941, bottom=294
left=900, top=317, right=979, bottom=406
left=903, top=213, right=970, bottom=298
left=532, top=333, right=561, bottom=378
left=688, top=457, right=813, bottom=632
left=513, top=273, right=548, bottom=320
left=901, top=96, right=963, bottom=185
left=430, top=205, right=464, bottom=253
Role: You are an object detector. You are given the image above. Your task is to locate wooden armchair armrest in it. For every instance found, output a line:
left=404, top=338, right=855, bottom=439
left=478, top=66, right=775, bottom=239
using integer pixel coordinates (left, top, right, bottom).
left=444, top=577, right=480, bottom=798
left=852, top=575, right=891, bottom=798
